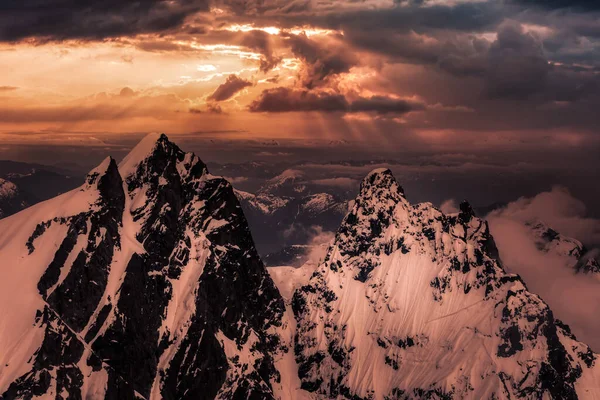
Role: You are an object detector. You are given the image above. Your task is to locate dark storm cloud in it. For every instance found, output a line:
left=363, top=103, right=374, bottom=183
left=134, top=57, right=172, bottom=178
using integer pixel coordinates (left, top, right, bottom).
left=220, top=1, right=598, bottom=134
left=208, top=74, right=253, bottom=102
left=349, top=96, right=426, bottom=115
left=514, top=0, right=600, bottom=11
left=207, top=103, right=224, bottom=114
left=248, top=88, right=348, bottom=112
left=239, top=30, right=282, bottom=72
left=331, top=2, right=504, bottom=33
left=188, top=104, right=224, bottom=114
left=248, top=87, right=424, bottom=114
left=342, top=28, right=491, bottom=76
left=484, top=22, right=550, bottom=99
left=220, top=1, right=505, bottom=34
left=0, top=0, right=210, bottom=42
left=286, top=33, right=358, bottom=88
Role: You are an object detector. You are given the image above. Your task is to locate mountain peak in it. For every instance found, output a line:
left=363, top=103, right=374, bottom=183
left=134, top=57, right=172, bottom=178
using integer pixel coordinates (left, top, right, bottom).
left=360, top=167, right=405, bottom=197
left=293, top=168, right=599, bottom=398
left=118, top=132, right=174, bottom=178
left=458, top=199, right=475, bottom=222
left=0, top=134, right=284, bottom=400
left=84, top=156, right=121, bottom=190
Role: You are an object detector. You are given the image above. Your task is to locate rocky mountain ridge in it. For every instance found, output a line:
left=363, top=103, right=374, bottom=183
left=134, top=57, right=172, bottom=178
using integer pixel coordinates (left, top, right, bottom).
left=0, top=134, right=287, bottom=399
left=0, top=136, right=599, bottom=399
left=291, top=168, right=600, bottom=399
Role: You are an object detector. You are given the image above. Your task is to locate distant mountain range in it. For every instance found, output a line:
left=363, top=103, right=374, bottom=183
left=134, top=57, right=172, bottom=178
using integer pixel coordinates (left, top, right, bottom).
left=0, top=160, right=81, bottom=218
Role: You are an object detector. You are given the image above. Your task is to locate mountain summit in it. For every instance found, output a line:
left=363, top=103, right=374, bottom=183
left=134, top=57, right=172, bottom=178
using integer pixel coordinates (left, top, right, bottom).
left=0, top=134, right=286, bottom=399
left=1, top=138, right=599, bottom=400
left=292, top=168, right=600, bottom=399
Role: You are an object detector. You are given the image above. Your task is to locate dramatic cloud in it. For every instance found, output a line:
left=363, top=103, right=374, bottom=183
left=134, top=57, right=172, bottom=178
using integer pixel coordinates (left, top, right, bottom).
left=249, top=87, right=424, bottom=115
left=0, top=0, right=599, bottom=201
left=0, top=0, right=210, bottom=42
left=484, top=21, right=550, bottom=99
left=286, top=33, right=358, bottom=88
left=488, top=215, right=600, bottom=351
left=208, top=74, right=253, bottom=102
left=489, top=186, right=600, bottom=247
left=483, top=186, right=600, bottom=350
left=238, top=30, right=282, bottom=72
left=515, top=0, right=600, bottom=11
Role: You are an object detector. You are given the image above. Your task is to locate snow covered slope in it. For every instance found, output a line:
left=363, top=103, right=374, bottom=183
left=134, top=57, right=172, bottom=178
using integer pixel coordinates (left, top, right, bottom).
left=0, top=134, right=286, bottom=399
left=292, top=168, right=600, bottom=399
left=3, top=140, right=600, bottom=400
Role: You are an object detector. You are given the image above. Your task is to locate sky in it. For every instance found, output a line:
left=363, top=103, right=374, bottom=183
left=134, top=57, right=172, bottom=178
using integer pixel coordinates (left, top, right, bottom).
left=0, top=0, right=598, bottom=210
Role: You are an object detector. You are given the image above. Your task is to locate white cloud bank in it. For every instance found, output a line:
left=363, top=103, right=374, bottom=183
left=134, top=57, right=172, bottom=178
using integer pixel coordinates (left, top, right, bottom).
left=486, top=187, right=600, bottom=351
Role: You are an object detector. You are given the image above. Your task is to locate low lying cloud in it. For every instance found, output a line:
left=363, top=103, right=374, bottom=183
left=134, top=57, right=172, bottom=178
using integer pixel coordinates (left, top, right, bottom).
left=222, top=176, right=248, bottom=184
left=304, top=226, right=336, bottom=266
left=208, top=74, right=253, bottom=102
left=489, top=186, right=600, bottom=247
left=439, top=199, right=459, bottom=214
left=248, top=87, right=425, bottom=115
left=311, top=177, right=359, bottom=189
left=487, top=215, right=600, bottom=351
left=486, top=187, right=600, bottom=351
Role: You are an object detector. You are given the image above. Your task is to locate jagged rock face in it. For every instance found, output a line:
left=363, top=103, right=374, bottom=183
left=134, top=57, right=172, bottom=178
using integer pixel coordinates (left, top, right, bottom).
left=0, top=134, right=285, bottom=399
left=292, top=168, right=600, bottom=399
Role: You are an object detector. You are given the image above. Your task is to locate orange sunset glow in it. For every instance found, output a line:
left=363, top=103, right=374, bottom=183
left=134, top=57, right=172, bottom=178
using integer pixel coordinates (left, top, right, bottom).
left=0, top=0, right=595, bottom=151
left=0, top=1, right=600, bottom=399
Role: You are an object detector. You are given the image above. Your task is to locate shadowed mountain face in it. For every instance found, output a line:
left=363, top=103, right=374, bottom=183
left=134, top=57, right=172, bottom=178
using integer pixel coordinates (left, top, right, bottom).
left=0, top=136, right=598, bottom=400
left=0, top=134, right=285, bottom=399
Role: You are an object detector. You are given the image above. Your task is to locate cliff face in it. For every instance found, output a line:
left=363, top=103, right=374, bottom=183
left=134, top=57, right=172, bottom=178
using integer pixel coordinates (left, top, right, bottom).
left=292, top=168, right=599, bottom=399
left=0, top=134, right=285, bottom=399
left=1, top=138, right=598, bottom=400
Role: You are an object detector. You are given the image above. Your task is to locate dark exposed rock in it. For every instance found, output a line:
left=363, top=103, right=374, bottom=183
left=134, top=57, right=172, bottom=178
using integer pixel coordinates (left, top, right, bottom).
left=292, top=168, right=599, bottom=399
left=1, top=135, right=286, bottom=399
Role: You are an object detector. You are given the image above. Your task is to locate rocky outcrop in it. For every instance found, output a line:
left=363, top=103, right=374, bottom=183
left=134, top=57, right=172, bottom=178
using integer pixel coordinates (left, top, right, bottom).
left=0, top=134, right=286, bottom=399
left=292, top=168, right=600, bottom=399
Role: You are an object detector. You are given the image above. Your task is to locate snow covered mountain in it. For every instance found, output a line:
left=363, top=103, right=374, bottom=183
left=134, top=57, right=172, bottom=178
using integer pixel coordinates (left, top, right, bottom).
left=0, top=134, right=287, bottom=399
left=2, top=138, right=600, bottom=400
left=0, top=178, right=31, bottom=218
left=235, top=189, right=347, bottom=256
left=292, top=168, right=600, bottom=399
